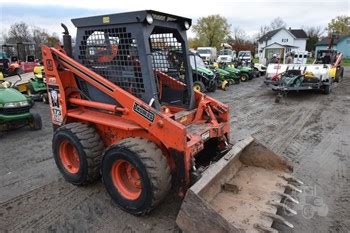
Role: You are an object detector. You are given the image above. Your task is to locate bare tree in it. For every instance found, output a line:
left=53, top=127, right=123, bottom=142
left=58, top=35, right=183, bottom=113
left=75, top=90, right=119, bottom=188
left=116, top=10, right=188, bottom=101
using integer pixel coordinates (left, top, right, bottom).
left=303, top=26, right=326, bottom=52
left=227, top=28, right=255, bottom=54
left=233, top=27, right=247, bottom=45
left=1, top=22, right=60, bottom=60
left=270, top=17, right=287, bottom=30
left=304, top=26, right=325, bottom=38
left=259, top=25, right=271, bottom=36
left=253, top=25, right=272, bottom=41
left=254, top=18, right=287, bottom=42
left=32, top=27, right=49, bottom=58
left=6, top=22, right=32, bottom=44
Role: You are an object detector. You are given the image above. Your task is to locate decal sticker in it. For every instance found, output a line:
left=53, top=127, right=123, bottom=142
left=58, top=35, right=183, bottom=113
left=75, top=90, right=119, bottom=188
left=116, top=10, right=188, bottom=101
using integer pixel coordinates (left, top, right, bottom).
left=47, top=76, right=57, bottom=85
left=103, top=16, right=110, bottom=24
left=46, top=59, right=53, bottom=71
left=133, top=102, right=155, bottom=122
left=48, top=84, right=63, bottom=125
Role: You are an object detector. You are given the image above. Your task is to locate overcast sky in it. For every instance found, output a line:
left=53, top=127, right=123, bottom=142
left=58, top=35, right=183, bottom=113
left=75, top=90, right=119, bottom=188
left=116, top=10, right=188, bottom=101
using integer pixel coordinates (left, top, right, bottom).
left=0, top=0, right=349, bottom=40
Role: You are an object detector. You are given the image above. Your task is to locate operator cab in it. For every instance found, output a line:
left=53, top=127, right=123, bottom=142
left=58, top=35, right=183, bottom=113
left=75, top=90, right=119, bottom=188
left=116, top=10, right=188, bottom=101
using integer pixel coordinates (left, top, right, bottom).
left=72, top=10, right=194, bottom=111
left=315, top=49, right=337, bottom=65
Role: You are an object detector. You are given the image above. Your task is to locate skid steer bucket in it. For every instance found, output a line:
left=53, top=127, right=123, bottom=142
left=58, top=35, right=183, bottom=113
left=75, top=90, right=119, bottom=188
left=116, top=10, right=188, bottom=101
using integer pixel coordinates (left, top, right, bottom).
left=177, top=136, right=302, bottom=233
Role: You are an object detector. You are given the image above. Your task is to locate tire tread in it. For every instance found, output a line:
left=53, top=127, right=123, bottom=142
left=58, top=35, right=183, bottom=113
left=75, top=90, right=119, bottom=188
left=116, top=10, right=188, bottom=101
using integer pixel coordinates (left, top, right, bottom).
left=115, top=137, right=171, bottom=215
left=55, top=123, right=104, bottom=184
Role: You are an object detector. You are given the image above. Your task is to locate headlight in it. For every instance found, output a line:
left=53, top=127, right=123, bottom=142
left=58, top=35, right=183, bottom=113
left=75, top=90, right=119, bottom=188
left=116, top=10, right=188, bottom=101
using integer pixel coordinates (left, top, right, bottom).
left=184, top=21, right=190, bottom=30
left=4, top=101, right=29, bottom=108
left=146, top=14, right=153, bottom=24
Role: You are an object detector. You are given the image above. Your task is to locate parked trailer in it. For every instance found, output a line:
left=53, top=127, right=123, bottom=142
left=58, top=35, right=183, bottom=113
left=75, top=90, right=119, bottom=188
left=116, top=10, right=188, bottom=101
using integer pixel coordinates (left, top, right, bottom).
left=264, top=53, right=344, bottom=102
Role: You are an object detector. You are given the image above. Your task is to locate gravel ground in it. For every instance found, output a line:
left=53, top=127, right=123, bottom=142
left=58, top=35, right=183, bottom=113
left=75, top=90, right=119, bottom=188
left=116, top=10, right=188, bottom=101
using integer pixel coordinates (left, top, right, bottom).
left=0, top=68, right=349, bottom=232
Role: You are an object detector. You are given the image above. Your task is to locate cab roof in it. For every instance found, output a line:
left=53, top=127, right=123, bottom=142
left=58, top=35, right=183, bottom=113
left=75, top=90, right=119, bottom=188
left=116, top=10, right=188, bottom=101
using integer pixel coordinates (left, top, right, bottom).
left=72, top=10, right=192, bottom=28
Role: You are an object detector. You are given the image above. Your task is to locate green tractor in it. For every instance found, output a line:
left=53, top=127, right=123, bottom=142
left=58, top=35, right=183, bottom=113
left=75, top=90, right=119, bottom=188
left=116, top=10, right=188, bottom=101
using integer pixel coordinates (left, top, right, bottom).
left=0, top=74, right=42, bottom=131
left=210, top=64, right=240, bottom=90
left=189, top=52, right=217, bottom=93
left=239, top=65, right=257, bottom=80
left=223, top=63, right=257, bottom=82
left=26, top=65, right=48, bottom=103
left=218, top=63, right=245, bottom=82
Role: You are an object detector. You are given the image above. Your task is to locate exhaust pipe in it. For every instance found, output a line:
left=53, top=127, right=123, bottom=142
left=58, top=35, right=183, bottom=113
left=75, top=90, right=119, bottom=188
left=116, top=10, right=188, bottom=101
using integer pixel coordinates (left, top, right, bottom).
left=61, top=23, right=72, bottom=58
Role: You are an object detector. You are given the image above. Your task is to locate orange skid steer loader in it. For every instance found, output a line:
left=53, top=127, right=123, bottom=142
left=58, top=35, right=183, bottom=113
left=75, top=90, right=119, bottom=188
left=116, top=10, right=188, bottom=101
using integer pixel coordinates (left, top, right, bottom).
left=42, top=10, right=302, bottom=232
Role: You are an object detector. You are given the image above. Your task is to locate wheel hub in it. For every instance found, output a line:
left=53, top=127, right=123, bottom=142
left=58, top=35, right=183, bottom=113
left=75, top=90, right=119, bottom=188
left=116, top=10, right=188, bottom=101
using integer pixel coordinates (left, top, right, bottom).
left=111, top=160, right=141, bottom=200
left=193, top=85, right=201, bottom=92
left=59, top=139, right=80, bottom=174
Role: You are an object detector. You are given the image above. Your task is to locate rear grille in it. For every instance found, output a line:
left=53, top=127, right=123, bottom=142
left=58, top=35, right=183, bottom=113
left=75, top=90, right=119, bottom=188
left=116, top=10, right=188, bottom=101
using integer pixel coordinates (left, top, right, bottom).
left=0, top=106, right=31, bottom=115
left=78, top=28, right=145, bottom=99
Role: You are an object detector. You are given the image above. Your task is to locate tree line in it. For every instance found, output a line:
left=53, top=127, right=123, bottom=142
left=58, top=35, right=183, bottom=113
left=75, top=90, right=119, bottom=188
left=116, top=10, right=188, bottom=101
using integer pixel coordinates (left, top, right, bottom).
left=1, top=22, right=60, bottom=59
left=2, top=15, right=349, bottom=59
left=189, top=15, right=350, bottom=54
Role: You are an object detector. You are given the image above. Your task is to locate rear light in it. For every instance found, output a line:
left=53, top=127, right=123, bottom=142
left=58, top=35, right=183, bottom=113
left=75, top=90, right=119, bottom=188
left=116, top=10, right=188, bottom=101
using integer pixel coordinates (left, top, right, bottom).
left=184, top=21, right=190, bottom=30
left=146, top=14, right=153, bottom=24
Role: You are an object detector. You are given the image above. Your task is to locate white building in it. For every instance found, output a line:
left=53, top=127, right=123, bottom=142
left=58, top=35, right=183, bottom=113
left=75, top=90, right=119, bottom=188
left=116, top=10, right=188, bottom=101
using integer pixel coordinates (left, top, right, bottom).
left=257, top=27, right=307, bottom=64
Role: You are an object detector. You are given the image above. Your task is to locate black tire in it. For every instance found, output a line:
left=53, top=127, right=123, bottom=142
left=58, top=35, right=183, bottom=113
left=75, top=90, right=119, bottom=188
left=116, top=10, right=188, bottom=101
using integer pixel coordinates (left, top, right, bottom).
left=102, top=137, right=171, bottom=215
left=340, top=68, right=344, bottom=80
left=335, top=76, right=339, bottom=83
left=324, top=84, right=331, bottom=95
left=29, top=112, right=42, bottom=130
left=15, top=68, right=24, bottom=75
left=207, top=81, right=217, bottom=92
left=248, top=73, right=254, bottom=80
left=9, top=68, right=21, bottom=76
left=240, top=73, right=249, bottom=82
left=193, top=81, right=206, bottom=92
left=42, top=93, right=48, bottom=104
left=52, top=123, right=104, bottom=185
left=254, top=67, right=260, bottom=77
left=27, top=83, right=34, bottom=96
left=29, top=98, right=35, bottom=107
left=234, top=79, right=240, bottom=84
left=335, top=68, right=344, bottom=82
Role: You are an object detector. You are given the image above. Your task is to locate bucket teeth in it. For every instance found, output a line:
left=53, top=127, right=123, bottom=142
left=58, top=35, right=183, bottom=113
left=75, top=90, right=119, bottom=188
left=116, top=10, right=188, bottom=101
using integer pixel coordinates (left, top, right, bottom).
left=272, top=191, right=299, bottom=204
left=254, top=223, right=278, bottom=233
left=279, top=175, right=304, bottom=185
left=277, top=183, right=302, bottom=193
left=261, top=211, right=294, bottom=228
left=268, top=201, right=297, bottom=215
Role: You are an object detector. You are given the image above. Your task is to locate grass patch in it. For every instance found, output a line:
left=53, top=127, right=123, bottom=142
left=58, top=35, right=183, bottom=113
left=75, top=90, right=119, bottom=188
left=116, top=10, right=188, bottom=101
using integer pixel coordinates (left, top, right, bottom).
left=342, top=58, right=350, bottom=67
left=306, top=58, right=350, bottom=66
left=306, top=58, right=314, bottom=64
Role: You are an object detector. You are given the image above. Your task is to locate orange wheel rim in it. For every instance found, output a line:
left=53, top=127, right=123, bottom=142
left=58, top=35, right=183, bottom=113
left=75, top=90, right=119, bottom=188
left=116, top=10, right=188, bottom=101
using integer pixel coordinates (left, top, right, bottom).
left=111, top=160, right=141, bottom=200
left=59, top=139, right=80, bottom=174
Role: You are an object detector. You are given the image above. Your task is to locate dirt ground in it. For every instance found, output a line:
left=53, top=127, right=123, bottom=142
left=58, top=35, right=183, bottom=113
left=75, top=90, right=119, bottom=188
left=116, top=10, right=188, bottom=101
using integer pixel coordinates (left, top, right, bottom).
left=1, top=68, right=350, bottom=232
